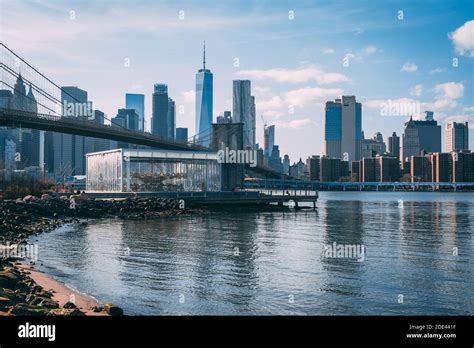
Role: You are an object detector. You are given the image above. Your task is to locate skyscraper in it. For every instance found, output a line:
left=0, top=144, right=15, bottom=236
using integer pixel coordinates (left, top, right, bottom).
left=54, top=86, right=90, bottom=176
left=176, top=128, right=188, bottom=141
left=264, top=125, right=275, bottom=158
left=168, top=97, right=175, bottom=139
left=388, top=132, right=400, bottom=160
left=152, top=84, right=170, bottom=138
left=233, top=80, right=255, bottom=149
left=445, top=122, right=469, bottom=152
left=402, top=112, right=441, bottom=164
left=125, top=93, right=145, bottom=132
left=195, top=41, right=213, bottom=147
left=324, top=96, right=362, bottom=161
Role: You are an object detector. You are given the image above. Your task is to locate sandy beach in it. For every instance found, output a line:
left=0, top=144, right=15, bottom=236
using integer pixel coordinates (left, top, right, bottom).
left=18, top=263, right=108, bottom=316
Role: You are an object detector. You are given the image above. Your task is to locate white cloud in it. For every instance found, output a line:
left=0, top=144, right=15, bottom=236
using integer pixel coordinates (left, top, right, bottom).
left=429, top=68, right=446, bottom=74
left=256, top=96, right=284, bottom=111
left=401, top=62, right=418, bottom=73
left=285, top=87, right=343, bottom=107
left=182, top=90, right=195, bottom=104
left=364, top=45, right=377, bottom=54
left=322, top=48, right=335, bottom=54
left=448, top=20, right=474, bottom=57
left=274, top=118, right=315, bottom=129
left=435, top=82, right=464, bottom=99
left=462, top=106, right=474, bottom=113
left=237, top=66, right=351, bottom=85
left=409, top=84, right=423, bottom=97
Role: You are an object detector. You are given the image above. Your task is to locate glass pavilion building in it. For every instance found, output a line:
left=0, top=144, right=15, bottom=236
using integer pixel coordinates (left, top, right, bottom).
left=86, top=149, right=221, bottom=193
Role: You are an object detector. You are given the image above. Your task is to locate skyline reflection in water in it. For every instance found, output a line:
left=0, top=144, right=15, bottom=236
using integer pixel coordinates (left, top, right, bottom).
left=33, top=192, right=473, bottom=315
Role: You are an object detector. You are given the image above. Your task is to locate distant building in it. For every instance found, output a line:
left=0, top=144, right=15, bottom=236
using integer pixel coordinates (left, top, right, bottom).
left=410, top=155, right=433, bottom=182
left=325, top=96, right=362, bottom=161
left=379, top=156, right=400, bottom=182
left=176, top=128, right=188, bottom=141
left=351, top=161, right=360, bottom=182
left=125, top=93, right=145, bottom=132
left=216, top=111, right=232, bottom=124
left=307, top=155, right=320, bottom=181
left=445, top=122, right=469, bottom=152
left=361, top=132, right=386, bottom=158
left=320, top=157, right=342, bottom=182
left=289, top=158, right=307, bottom=180
left=361, top=158, right=379, bottom=182
left=282, top=154, right=290, bottom=175
left=54, top=86, right=90, bottom=176
left=195, top=42, right=213, bottom=147
left=402, top=112, right=441, bottom=164
left=388, top=132, right=400, bottom=160
left=268, top=145, right=282, bottom=172
left=433, top=152, right=452, bottom=182
left=233, top=80, right=255, bottom=149
left=168, top=98, right=176, bottom=139
left=452, top=151, right=474, bottom=182
left=113, top=108, right=140, bottom=149
left=264, top=125, right=275, bottom=158
left=152, top=84, right=171, bottom=138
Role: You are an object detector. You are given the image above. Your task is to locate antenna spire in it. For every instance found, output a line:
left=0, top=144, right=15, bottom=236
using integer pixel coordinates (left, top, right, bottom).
left=203, top=40, right=206, bottom=70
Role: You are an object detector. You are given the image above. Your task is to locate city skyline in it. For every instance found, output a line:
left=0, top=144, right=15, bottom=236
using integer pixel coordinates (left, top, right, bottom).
left=1, top=0, right=473, bottom=161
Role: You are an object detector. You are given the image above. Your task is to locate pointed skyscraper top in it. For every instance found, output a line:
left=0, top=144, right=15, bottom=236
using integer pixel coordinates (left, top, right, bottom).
left=203, top=40, right=206, bottom=70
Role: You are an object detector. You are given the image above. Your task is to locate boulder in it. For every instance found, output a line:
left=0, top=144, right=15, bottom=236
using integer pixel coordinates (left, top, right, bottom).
left=23, top=195, right=38, bottom=203
left=41, top=194, right=53, bottom=201
left=47, top=308, right=85, bottom=316
left=104, top=303, right=124, bottom=316
left=7, top=303, right=50, bottom=316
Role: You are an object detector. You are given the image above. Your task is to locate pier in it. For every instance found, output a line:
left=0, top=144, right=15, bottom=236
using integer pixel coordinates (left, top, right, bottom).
left=83, top=190, right=318, bottom=209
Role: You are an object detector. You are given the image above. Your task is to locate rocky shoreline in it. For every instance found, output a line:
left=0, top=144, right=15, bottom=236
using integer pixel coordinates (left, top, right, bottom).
left=0, top=194, right=197, bottom=316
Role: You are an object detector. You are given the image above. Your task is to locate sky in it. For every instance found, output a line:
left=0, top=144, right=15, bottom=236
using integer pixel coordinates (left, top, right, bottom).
left=1, top=0, right=473, bottom=162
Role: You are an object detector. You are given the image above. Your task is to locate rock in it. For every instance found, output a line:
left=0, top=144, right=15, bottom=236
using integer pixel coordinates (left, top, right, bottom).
left=0, top=270, right=21, bottom=289
left=0, top=296, right=13, bottom=310
left=15, top=198, right=25, bottom=204
left=90, top=306, right=103, bottom=312
left=7, top=303, right=50, bottom=316
left=104, top=303, right=124, bottom=316
left=63, top=301, right=77, bottom=309
left=23, top=195, right=38, bottom=203
left=41, top=194, right=53, bottom=201
left=47, top=308, right=85, bottom=316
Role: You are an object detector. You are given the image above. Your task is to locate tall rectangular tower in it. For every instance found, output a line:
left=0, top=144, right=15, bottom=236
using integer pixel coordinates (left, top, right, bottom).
left=445, top=122, right=469, bottom=152
left=152, top=84, right=169, bottom=138
left=324, top=96, right=362, bottom=161
left=233, top=80, right=254, bottom=149
left=125, top=93, right=145, bottom=132
left=195, top=42, right=213, bottom=147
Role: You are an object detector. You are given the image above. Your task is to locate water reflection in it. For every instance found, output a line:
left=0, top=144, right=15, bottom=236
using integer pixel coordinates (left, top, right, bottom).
left=34, top=193, right=474, bottom=315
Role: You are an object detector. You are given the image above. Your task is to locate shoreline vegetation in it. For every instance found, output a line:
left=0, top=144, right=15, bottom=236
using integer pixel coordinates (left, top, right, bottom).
left=0, top=193, right=214, bottom=316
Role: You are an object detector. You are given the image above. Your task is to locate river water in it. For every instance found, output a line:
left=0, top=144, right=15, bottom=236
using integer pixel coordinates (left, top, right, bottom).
left=32, top=192, right=473, bottom=315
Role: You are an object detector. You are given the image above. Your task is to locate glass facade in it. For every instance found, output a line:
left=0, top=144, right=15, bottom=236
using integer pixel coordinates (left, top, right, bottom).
left=325, top=103, right=341, bottom=141
left=86, top=149, right=221, bottom=193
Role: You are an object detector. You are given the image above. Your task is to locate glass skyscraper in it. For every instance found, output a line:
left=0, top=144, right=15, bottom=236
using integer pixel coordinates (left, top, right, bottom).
left=125, top=93, right=145, bottom=132
left=152, top=84, right=169, bottom=138
left=324, top=96, right=362, bottom=161
left=233, top=80, right=256, bottom=149
left=195, top=42, right=213, bottom=147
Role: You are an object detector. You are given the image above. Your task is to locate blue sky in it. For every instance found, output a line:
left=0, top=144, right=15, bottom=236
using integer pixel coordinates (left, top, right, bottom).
left=1, top=0, right=473, bottom=161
